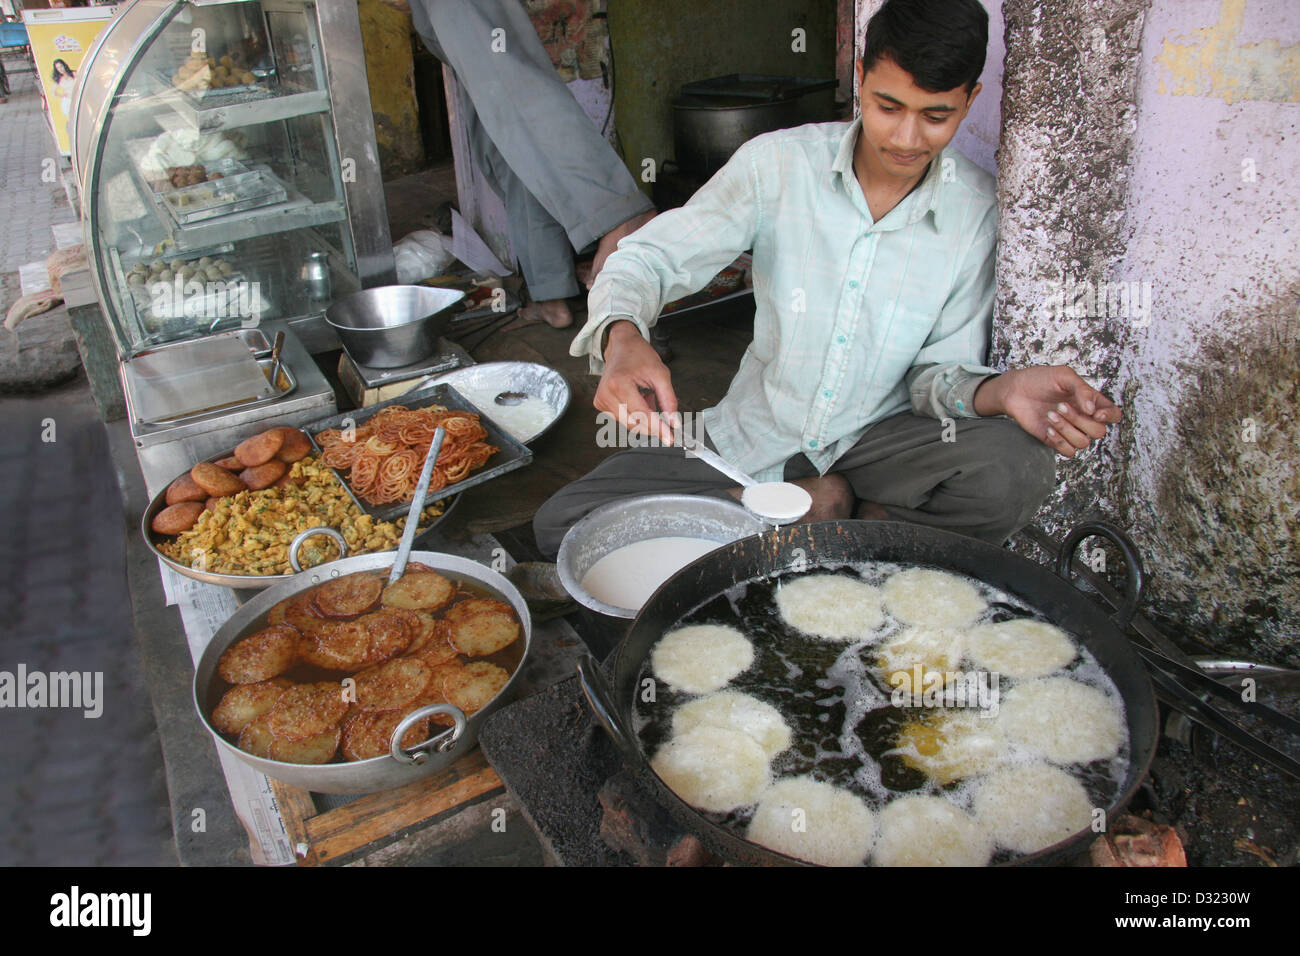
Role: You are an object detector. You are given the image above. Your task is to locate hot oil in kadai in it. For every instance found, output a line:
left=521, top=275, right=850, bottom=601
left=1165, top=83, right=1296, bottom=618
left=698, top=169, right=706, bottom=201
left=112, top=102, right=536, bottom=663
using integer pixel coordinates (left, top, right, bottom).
left=633, top=562, right=1132, bottom=863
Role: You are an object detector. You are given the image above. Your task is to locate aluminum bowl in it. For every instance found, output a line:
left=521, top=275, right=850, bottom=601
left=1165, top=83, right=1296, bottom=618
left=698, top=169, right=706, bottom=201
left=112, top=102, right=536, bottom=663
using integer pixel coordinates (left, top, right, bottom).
left=326, top=285, right=466, bottom=368
left=429, top=361, right=570, bottom=444
left=556, top=494, right=766, bottom=619
left=194, top=550, right=530, bottom=793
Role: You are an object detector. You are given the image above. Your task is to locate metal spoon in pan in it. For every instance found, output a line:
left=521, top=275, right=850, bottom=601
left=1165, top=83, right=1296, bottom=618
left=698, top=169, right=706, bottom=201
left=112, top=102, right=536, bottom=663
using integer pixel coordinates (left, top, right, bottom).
left=388, top=425, right=446, bottom=583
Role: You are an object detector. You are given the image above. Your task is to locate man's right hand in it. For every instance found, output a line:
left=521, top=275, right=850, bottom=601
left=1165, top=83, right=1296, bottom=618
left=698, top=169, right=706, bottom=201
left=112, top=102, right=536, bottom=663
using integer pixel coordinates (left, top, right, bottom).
left=593, top=320, right=679, bottom=445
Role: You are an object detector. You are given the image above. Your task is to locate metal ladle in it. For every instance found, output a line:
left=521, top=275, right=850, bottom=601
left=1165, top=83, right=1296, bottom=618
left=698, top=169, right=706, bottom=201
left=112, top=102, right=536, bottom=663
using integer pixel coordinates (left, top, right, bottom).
left=495, top=391, right=527, bottom=406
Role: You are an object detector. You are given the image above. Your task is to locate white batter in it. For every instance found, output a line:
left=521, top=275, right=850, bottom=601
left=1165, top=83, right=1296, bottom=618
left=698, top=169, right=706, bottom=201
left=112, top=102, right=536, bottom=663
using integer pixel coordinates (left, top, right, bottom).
left=455, top=385, right=556, bottom=443
left=580, top=536, right=720, bottom=612
left=741, top=481, right=812, bottom=523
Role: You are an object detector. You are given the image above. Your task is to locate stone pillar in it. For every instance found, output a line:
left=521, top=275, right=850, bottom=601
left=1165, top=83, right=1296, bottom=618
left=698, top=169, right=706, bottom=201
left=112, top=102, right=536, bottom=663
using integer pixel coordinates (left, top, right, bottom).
left=992, top=0, right=1150, bottom=542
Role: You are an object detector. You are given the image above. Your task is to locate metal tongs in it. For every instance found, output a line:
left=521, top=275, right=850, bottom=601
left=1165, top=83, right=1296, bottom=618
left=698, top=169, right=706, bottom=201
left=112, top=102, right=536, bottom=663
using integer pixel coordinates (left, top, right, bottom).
left=1026, top=524, right=1300, bottom=780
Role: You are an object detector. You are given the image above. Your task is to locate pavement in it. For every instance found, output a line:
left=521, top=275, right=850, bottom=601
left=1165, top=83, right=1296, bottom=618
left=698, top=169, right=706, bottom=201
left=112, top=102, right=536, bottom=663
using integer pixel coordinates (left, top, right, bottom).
left=0, top=81, right=176, bottom=865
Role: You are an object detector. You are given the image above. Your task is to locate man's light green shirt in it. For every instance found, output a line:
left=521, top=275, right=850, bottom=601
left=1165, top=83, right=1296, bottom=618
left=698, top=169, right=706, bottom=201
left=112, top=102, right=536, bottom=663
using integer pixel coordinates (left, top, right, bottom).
left=571, top=118, right=999, bottom=484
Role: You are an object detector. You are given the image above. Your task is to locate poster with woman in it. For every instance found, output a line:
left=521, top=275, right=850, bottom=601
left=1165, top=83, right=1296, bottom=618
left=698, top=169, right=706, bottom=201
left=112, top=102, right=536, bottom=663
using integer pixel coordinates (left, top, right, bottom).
left=22, top=6, right=117, bottom=156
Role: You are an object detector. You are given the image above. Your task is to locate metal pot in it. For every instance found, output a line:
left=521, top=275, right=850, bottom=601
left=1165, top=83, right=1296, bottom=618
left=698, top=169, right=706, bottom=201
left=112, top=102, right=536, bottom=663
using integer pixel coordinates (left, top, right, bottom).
left=194, top=549, right=531, bottom=794
left=672, top=75, right=837, bottom=178
left=578, top=519, right=1159, bottom=866
left=325, top=285, right=465, bottom=368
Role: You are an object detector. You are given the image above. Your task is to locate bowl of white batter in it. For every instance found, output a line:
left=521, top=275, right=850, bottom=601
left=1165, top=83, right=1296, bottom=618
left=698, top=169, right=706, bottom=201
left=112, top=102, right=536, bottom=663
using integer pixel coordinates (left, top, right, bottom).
left=430, top=361, right=569, bottom=445
left=557, top=494, right=767, bottom=619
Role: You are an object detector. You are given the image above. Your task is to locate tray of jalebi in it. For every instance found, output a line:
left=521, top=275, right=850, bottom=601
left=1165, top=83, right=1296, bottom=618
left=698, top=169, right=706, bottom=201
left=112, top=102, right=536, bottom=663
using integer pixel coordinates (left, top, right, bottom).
left=304, top=384, right=533, bottom=522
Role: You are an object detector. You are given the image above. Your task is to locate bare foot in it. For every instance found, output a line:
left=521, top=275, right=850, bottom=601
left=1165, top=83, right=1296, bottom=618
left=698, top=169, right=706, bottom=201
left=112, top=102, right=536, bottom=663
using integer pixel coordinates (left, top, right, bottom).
left=588, top=209, right=657, bottom=288
left=519, top=299, right=573, bottom=329
left=855, top=500, right=890, bottom=521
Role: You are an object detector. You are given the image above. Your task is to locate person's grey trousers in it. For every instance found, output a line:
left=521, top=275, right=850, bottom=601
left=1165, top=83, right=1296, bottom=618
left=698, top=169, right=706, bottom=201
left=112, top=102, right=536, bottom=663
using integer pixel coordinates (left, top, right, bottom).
left=410, top=0, right=655, bottom=300
left=532, top=413, right=1057, bottom=557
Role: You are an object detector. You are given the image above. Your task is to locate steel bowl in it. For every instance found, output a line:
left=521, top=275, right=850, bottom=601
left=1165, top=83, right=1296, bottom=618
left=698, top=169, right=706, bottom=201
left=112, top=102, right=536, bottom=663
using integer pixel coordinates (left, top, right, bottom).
left=194, top=550, right=531, bottom=794
left=556, top=494, right=766, bottom=619
left=325, top=285, right=466, bottom=368
left=428, top=361, right=570, bottom=444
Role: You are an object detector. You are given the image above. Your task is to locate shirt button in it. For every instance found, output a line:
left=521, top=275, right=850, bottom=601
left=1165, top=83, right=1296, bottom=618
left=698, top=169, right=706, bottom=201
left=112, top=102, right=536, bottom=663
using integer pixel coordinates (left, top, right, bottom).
left=808, top=439, right=819, bottom=449
left=823, top=389, right=832, bottom=398
left=848, top=280, right=859, bottom=289
left=955, top=400, right=965, bottom=411
left=836, top=334, right=847, bottom=344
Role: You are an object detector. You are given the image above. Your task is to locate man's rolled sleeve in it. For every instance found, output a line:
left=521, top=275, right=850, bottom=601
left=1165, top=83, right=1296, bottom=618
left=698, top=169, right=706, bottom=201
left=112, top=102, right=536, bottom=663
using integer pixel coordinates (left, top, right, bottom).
left=909, top=363, right=995, bottom=419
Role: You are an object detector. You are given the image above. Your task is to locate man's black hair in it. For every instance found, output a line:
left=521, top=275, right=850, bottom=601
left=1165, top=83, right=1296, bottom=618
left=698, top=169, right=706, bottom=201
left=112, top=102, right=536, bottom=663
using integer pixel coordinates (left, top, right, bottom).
left=861, top=0, right=988, bottom=94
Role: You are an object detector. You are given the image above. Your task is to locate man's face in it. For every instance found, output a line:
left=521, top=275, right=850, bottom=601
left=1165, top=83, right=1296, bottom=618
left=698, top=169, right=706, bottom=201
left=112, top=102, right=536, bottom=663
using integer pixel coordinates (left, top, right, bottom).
left=855, top=55, right=980, bottom=181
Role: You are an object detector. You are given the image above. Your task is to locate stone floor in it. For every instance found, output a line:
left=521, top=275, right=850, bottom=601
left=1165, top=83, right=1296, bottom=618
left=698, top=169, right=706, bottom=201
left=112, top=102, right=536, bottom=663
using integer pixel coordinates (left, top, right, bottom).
left=0, top=84, right=77, bottom=278
left=0, top=374, right=176, bottom=865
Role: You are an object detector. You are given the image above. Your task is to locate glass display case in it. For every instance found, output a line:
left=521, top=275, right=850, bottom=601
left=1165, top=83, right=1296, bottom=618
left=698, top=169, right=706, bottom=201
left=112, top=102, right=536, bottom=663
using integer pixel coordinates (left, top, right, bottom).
left=71, top=0, right=396, bottom=357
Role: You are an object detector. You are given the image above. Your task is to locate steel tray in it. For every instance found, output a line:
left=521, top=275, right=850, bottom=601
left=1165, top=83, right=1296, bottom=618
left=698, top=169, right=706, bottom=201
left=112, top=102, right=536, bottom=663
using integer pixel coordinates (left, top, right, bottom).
left=302, top=384, right=533, bottom=523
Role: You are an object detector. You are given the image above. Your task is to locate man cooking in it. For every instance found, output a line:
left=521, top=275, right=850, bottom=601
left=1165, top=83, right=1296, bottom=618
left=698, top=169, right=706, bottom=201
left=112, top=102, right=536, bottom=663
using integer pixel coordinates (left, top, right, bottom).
left=533, top=0, right=1120, bottom=558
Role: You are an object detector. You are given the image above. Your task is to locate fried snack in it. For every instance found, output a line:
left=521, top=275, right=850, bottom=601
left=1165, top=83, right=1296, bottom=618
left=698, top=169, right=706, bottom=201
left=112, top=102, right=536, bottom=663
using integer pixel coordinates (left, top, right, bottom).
left=239, top=459, right=287, bottom=491
left=314, top=571, right=384, bottom=618
left=204, top=497, right=220, bottom=512
left=442, top=661, right=509, bottom=715
left=212, top=678, right=292, bottom=736
left=214, top=456, right=244, bottom=471
left=316, top=403, right=497, bottom=507
left=234, top=428, right=285, bottom=467
left=342, top=711, right=431, bottom=762
left=381, top=571, right=455, bottom=611
left=404, top=612, right=451, bottom=657
left=354, top=658, right=433, bottom=712
left=445, top=597, right=513, bottom=623
left=298, top=609, right=413, bottom=671
left=237, top=714, right=276, bottom=758
left=165, top=473, right=207, bottom=505
left=268, top=592, right=311, bottom=626
left=450, top=611, right=520, bottom=658
left=268, top=725, right=341, bottom=764
left=266, top=682, right=349, bottom=739
left=157, top=457, right=446, bottom=576
left=152, top=501, right=205, bottom=535
left=191, top=461, right=246, bottom=497
left=273, top=427, right=312, bottom=463
left=217, top=624, right=298, bottom=683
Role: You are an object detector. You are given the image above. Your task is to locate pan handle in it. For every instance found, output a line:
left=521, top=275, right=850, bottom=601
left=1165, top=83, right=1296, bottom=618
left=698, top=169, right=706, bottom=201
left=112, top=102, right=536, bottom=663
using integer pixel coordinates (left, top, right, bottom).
left=288, top=526, right=349, bottom=573
left=576, top=655, right=642, bottom=765
left=1054, top=521, right=1145, bottom=631
left=389, top=703, right=467, bottom=764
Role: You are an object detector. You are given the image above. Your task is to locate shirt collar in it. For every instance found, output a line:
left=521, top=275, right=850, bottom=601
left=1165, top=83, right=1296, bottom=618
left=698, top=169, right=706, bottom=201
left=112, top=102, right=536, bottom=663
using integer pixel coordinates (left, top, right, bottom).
left=831, top=117, right=951, bottom=233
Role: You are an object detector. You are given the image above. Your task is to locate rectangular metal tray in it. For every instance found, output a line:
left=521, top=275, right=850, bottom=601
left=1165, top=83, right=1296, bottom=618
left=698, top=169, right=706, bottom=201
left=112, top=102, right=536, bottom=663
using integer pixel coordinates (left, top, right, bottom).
left=151, top=157, right=249, bottom=194
left=162, top=168, right=287, bottom=225
left=301, top=384, right=533, bottom=522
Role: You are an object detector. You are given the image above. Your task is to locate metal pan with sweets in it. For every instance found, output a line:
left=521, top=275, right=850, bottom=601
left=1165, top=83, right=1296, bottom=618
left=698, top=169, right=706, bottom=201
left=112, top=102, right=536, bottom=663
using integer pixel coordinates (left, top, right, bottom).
left=304, top=384, right=533, bottom=523
left=578, top=519, right=1159, bottom=866
left=194, top=550, right=531, bottom=794
left=143, top=444, right=460, bottom=589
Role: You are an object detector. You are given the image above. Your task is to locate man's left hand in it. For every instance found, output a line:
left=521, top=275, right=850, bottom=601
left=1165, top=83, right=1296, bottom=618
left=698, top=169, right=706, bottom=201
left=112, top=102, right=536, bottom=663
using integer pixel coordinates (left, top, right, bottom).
left=973, top=365, right=1121, bottom=458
